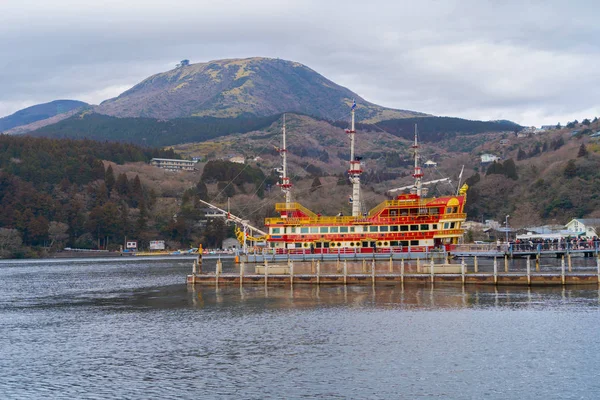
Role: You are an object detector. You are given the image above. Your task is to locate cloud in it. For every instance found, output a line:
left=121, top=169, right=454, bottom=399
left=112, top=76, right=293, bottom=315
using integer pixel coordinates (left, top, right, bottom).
left=1, top=0, right=599, bottom=125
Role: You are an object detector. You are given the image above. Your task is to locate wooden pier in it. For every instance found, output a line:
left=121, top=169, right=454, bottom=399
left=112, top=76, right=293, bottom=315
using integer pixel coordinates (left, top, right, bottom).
left=188, top=255, right=600, bottom=287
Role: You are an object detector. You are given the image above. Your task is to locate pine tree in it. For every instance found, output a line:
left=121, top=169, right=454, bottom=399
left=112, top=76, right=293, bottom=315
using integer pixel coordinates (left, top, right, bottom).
left=564, top=159, right=577, bottom=178
left=131, top=175, right=143, bottom=207
left=115, top=173, right=130, bottom=196
left=517, top=148, right=527, bottom=161
left=502, top=159, right=518, bottom=180
left=310, top=176, right=322, bottom=193
left=104, top=165, right=115, bottom=196
left=577, top=143, right=588, bottom=158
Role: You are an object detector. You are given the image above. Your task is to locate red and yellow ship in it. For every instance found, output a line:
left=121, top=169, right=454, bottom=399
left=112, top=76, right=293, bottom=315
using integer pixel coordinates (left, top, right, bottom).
left=263, top=103, right=468, bottom=254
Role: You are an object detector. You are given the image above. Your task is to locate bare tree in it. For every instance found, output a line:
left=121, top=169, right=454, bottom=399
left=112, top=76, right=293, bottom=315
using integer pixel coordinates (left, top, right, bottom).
left=0, top=228, right=22, bottom=258
left=48, top=222, right=69, bottom=249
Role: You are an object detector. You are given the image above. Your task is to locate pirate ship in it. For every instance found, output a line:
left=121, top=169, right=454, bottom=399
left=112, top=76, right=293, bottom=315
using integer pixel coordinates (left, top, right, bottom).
left=263, top=102, right=468, bottom=254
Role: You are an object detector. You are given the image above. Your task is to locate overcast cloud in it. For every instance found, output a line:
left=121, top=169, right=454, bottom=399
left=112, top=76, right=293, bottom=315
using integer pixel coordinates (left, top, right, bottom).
left=1, top=0, right=599, bottom=126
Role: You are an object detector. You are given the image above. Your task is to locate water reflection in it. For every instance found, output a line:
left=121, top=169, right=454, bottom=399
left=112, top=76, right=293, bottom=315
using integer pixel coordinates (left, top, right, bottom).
left=188, top=283, right=600, bottom=310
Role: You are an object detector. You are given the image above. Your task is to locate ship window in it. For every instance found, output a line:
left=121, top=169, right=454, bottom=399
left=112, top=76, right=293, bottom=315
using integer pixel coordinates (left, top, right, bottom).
left=295, top=243, right=302, bottom=248
left=390, top=241, right=399, bottom=246
left=350, top=227, right=356, bottom=233
left=330, top=227, right=338, bottom=233
left=315, top=242, right=322, bottom=248
left=301, top=227, right=309, bottom=234
left=291, top=227, right=296, bottom=233
left=430, top=208, right=439, bottom=215
left=420, top=224, right=429, bottom=231
left=410, top=225, right=419, bottom=231
left=432, top=224, right=438, bottom=229
left=419, top=208, right=428, bottom=215
left=391, top=225, right=399, bottom=232
left=320, top=227, right=328, bottom=233
left=444, top=223, right=449, bottom=229
left=272, top=228, right=281, bottom=234
left=337, top=243, right=341, bottom=247
left=400, top=209, right=408, bottom=216
left=380, top=226, right=389, bottom=232
left=410, top=209, right=418, bottom=215
left=383, top=241, right=388, bottom=246
left=400, top=225, right=408, bottom=232
left=390, top=210, right=397, bottom=216
left=324, top=242, right=330, bottom=248
left=450, top=222, right=456, bottom=229
left=362, top=241, right=369, bottom=247
left=303, top=243, right=309, bottom=247
left=369, top=226, right=378, bottom=232
left=310, top=227, right=318, bottom=233
left=340, top=227, right=349, bottom=233
left=410, top=240, right=419, bottom=246
left=377, top=241, right=382, bottom=246
left=401, top=241, right=409, bottom=246
left=350, top=242, right=355, bottom=246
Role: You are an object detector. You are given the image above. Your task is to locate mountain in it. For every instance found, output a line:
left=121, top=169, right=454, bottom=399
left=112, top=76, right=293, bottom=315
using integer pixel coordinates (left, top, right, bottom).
left=0, top=100, right=88, bottom=132
left=94, top=57, right=426, bottom=122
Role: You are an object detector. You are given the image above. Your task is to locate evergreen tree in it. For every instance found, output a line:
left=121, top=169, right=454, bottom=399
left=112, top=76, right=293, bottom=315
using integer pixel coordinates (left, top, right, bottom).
left=517, top=148, right=527, bottom=161
left=93, top=183, right=109, bottom=208
left=582, top=119, right=591, bottom=126
left=136, top=198, right=148, bottom=233
left=577, top=143, right=588, bottom=158
left=564, top=159, right=577, bottom=178
left=310, top=176, right=322, bottom=193
left=131, top=175, right=143, bottom=207
left=502, top=159, right=518, bottom=180
left=104, top=165, right=116, bottom=196
left=196, top=180, right=208, bottom=201
left=115, top=173, right=130, bottom=196
left=486, top=161, right=504, bottom=176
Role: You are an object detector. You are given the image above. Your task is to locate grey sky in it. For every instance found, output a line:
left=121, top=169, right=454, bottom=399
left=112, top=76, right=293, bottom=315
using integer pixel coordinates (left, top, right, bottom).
left=1, top=0, right=599, bottom=126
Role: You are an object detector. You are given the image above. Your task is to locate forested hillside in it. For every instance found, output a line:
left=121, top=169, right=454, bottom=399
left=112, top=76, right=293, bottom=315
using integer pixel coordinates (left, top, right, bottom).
left=0, top=135, right=181, bottom=258
left=30, top=112, right=282, bottom=147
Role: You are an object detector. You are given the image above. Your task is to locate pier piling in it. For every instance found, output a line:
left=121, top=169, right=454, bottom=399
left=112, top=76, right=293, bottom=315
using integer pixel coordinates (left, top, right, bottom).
left=493, top=257, right=498, bottom=285
left=526, top=256, right=531, bottom=286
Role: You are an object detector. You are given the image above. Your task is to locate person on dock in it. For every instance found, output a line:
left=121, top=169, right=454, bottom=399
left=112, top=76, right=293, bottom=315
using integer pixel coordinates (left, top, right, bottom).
left=197, top=244, right=203, bottom=274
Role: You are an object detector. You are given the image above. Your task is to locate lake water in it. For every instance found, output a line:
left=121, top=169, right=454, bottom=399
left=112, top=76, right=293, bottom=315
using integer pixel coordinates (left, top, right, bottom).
left=1, top=257, right=599, bottom=399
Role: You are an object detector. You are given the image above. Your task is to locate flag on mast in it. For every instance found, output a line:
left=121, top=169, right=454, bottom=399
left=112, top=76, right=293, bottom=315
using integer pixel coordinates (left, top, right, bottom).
left=351, top=99, right=356, bottom=110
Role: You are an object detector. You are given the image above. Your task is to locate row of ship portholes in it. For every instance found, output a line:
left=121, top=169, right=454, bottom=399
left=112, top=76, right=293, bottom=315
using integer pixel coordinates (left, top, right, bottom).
left=304, top=241, right=391, bottom=248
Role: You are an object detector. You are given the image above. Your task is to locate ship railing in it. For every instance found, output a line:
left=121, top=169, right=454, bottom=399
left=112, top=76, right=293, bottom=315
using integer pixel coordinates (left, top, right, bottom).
left=265, top=214, right=467, bottom=226
left=275, top=202, right=317, bottom=217
left=438, top=213, right=467, bottom=221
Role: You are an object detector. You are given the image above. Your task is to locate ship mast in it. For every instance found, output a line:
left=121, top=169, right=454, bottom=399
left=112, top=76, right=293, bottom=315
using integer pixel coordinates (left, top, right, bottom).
left=346, top=100, right=363, bottom=217
left=277, top=114, right=292, bottom=206
left=412, top=124, right=424, bottom=197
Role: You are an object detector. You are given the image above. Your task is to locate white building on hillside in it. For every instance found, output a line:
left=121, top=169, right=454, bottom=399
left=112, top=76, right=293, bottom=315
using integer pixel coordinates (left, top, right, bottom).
left=480, top=154, right=500, bottom=165
left=565, top=218, right=600, bottom=238
left=229, top=156, right=245, bottom=164
left=151, top=158, right=196, bottom=171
